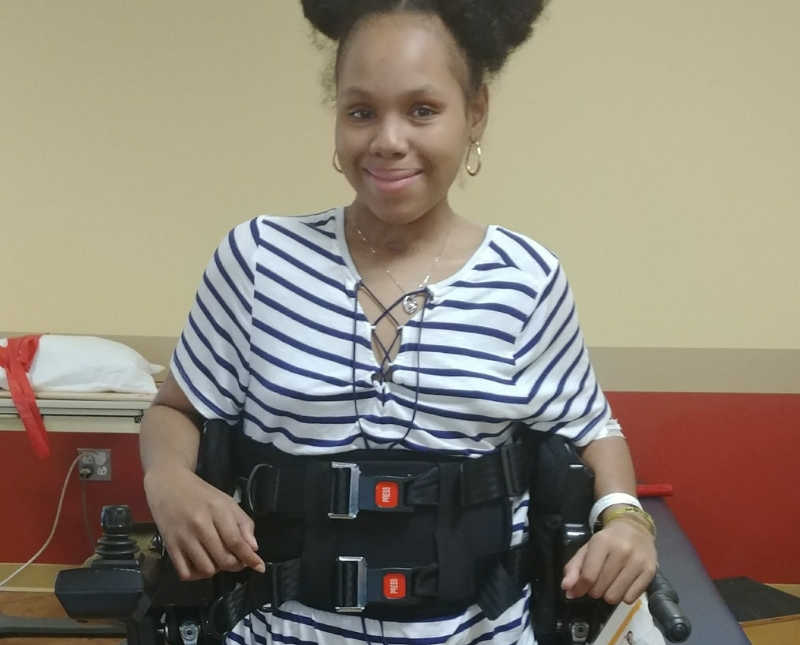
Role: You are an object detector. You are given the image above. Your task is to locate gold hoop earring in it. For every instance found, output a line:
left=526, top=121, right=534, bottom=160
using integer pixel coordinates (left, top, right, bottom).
left=332, top=150, right=343, bottom=173
left=465, top=139, right=482, bottom=176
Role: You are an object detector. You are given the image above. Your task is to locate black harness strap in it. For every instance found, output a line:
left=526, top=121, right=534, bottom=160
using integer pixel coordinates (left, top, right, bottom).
left=207, top=558, right=301, bottom=638
left=434, top=462, right=472, bottom=608
left=217, top=432, right=533, bottom=625
left=243, top=443, right=530, bottom=517
left=211, top=545, right=532, bottom=633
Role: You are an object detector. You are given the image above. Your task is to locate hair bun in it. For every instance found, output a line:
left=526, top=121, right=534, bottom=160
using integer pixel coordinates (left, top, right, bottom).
left=491, top=0, right=546, bottom=55
left=301, top=0, right=546, bottom=80
left=301, top=0, right=353, bottom=40
left=438, top=0, right=545, bottom=73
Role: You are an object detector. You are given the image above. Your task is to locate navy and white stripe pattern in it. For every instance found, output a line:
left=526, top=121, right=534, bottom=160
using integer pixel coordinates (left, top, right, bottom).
left=171, top=207, right=613, bottom=645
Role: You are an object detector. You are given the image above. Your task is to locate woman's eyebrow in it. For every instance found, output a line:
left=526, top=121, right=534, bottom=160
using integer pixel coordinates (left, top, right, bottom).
left=340, top=84, right=440, bottom=100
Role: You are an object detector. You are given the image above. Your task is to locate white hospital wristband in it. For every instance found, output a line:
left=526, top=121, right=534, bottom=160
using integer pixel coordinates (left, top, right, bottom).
left=589, top=492, right=642, bottom=532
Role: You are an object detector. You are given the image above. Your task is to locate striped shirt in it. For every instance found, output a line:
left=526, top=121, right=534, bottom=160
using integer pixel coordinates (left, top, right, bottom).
left=171, top=207, right=616, bottom=645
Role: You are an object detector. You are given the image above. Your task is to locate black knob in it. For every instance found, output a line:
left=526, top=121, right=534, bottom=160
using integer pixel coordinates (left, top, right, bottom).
left=95, top=505, right=138, bottom=561
left=100, top=505, right=133, bottom=534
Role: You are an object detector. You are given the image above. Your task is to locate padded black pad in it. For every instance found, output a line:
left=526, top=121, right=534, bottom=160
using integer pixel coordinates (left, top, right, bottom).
left=714, top=576, right=800, bottom=622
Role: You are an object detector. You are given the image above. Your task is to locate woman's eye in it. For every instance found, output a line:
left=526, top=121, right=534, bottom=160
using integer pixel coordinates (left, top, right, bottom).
left=348, top=108, right=373, bottom=120
left=411, top=105, right=437, bottom=118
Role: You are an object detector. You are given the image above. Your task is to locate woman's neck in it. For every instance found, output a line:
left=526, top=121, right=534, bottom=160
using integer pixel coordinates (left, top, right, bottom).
left=345, top=200, right=456, bottom=258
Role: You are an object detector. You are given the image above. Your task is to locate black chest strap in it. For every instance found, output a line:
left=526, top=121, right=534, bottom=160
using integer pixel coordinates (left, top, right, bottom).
left=241, top=441, right=530, bottom=517
left=208, top=543, right=531, bottom=636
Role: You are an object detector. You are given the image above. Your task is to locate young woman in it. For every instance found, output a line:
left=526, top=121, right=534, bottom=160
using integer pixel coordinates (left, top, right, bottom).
left=140, top=2, right=657, bottom=643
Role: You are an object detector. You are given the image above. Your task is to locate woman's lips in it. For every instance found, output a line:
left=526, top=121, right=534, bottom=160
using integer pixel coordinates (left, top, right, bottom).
left=364, top=168, right=422, bottom=192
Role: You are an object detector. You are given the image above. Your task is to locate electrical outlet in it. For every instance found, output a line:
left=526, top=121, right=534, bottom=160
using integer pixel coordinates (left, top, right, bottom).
left=77, top=448, right=112, bottom=481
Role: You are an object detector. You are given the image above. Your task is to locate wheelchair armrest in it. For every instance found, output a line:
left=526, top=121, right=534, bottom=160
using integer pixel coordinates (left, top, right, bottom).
left=643, top=498, right=749, bottom=645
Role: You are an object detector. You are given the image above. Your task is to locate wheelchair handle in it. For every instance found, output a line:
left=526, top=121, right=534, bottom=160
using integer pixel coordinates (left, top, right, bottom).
left=647, top=569, right=691, bottom=642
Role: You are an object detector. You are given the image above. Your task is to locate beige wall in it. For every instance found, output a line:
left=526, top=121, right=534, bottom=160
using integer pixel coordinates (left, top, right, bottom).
left=2, top=0, right=798, bottom=349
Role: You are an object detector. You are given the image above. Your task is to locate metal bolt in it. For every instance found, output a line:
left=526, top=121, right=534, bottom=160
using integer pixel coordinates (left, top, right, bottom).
left=570, top=620, right=589, bottom=644
left=150, top=533, right=165, bottom=556
left=178, top=620, right=200, bottom=645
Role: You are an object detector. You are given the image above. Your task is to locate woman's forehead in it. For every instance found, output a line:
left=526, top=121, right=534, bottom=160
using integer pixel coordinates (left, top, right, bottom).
left=337, top=12, right=469, bottom=96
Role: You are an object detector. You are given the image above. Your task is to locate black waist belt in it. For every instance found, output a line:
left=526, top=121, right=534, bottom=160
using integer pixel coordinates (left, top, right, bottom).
left=241, top=439, right=530, bottom=517
left=213, top=434, right=534, bottom=626
left=210, top=544, right=532, bottom=636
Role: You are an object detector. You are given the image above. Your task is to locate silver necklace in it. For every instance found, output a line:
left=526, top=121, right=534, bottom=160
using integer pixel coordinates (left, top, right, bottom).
left=352, top=218, right=450, bottom=315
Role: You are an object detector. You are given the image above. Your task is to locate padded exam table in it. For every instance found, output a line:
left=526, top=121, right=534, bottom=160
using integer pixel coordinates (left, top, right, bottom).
left=643, top=498, right=751, bottom=643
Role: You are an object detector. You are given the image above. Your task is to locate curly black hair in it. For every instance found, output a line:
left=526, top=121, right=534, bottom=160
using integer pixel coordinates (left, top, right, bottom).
left=301, top=0, right=546, bottom=92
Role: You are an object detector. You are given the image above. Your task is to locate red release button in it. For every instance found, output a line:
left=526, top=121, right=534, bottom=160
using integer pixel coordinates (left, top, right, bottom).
left=383, top=572, right=407, bottom=599
left=375, top=481, right=399, bottom=508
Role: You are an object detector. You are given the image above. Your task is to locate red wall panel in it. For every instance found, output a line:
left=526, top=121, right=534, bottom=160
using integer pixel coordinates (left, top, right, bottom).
left=2, top=391, right=799, bottom=582
left=608, top=392, right=800, bottom=583
left=0, top=431, right=150, bottom=565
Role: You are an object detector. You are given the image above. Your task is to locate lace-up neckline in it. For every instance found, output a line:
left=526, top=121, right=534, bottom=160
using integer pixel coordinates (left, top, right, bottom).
left=335, top=206, right=494, bottom=372
left=335, top=206, right=492, bottom=449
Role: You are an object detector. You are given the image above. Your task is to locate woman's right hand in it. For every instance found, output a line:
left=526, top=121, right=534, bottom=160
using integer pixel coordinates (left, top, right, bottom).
left=143, top=464, right=266, bottom=581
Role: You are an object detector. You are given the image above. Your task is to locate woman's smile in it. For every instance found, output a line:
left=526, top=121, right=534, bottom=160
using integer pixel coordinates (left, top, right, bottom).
left=364, top=167, right=423, bottom=192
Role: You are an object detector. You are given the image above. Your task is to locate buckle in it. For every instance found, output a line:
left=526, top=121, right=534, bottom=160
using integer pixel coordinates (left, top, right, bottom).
left=367, top=567, right=417, bottom=604
left=335, top=556, right=367, bottom=613
left=329, top=462, right=361, bottom=519
left=246, top=462, right=278, bottom=514
left=335, top=558, right=425, bottom=613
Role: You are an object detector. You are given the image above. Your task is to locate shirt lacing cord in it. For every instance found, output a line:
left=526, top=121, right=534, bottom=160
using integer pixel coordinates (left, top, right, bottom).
left=350, top=280, right=429, bottom=450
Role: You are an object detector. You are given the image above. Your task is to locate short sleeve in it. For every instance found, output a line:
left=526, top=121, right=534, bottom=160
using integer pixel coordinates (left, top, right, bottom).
left=514, top=262, right=612, bottom=446
left=170, top=219, right=260, bottom=421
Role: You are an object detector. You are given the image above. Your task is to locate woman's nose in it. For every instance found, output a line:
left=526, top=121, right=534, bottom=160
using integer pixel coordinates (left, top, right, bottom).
left=369, top=115, right=408, bottom=158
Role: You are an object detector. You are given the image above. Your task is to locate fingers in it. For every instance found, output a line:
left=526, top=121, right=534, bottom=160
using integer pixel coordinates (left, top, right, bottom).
left=561, top=543, right=590, bottom=599
left=234, top=508, right=260, bottom=552
left=214, top=509, right=266, bottom=573
left=236, top=512, right=266, bottom=572
left=561, top=523, right=657, bottom=604
left=198, top=519, right=246, bottom=572
left=568, top=536, right=610, bottom=600
left=596, top=552, right=639, bottom=604
left=165, top=531, right=219, bottom=581
left=167, top=546, right=193, bottom=581
left=151, top=471, right=266, bottom=581
left=623, top=566, right=658, bottom=605
left=182, top=538, right=221, bottom=579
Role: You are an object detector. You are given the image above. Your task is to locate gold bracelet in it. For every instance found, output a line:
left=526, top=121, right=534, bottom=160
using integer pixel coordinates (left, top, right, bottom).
left=600, top=504, right=657, bottom=537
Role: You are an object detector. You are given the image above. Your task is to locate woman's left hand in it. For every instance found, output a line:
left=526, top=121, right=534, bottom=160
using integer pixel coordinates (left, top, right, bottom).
left=561, top=517, right=657, bottom=605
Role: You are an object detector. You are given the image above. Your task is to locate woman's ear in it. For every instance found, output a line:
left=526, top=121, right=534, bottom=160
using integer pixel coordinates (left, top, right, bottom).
left=468, top=84, right=489, bottom=141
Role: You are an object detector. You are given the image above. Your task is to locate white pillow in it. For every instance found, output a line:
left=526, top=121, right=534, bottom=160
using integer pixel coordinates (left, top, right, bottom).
left=0, top=335, right=164, bottom=395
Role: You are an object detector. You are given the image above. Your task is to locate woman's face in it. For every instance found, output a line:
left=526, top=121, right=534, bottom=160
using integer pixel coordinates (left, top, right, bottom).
left=335, top=12, right=487, bottom=226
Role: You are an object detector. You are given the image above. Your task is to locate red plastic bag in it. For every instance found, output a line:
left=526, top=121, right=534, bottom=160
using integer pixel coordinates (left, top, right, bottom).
left=0, top=334, right=50, bottom=458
